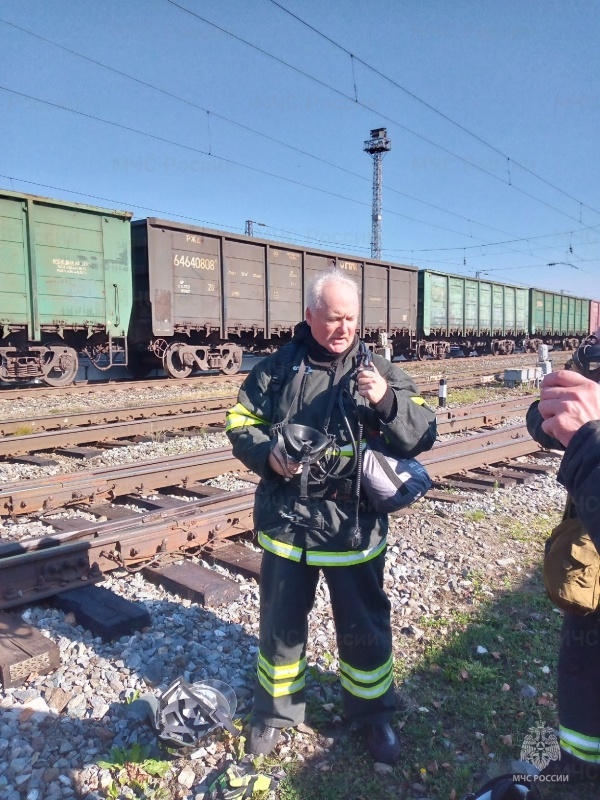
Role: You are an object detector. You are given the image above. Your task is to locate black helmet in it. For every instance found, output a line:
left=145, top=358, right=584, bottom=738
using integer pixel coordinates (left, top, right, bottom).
left=461, top=774, right=542, bottom=800
left=155, top=677, right=239, bottom=747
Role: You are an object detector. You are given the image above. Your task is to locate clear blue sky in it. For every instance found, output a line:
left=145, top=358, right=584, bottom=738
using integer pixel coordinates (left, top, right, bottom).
left=1, top=0, right=599, bottom=298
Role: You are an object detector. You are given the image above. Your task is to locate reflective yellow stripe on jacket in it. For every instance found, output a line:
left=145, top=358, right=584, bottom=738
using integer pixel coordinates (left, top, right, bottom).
left=411, top=395, right=435, bottom=413
left=258, top=532, right=303, bottom=562
left=306, top=537, right=386, bottom=567
left=226, top=402, right=270, bottom=432
left=328, top=440, right=366, bottom=457
left=339, top=654, right=394, bottom=699
left=257, top=532, right=386, bottom=567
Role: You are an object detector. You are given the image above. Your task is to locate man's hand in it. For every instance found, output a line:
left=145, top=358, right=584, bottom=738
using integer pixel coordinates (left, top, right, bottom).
left=357, top=363, right=388, bottom=405
left=539, top=369, right=600, bottom=447
left=268, top=447, right=302, bottom=478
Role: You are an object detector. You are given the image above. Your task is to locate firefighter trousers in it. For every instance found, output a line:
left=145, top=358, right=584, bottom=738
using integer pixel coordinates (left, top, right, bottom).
left=557, top=610, right=600, bottom=764
left=253, top=548, right=395, bottom=728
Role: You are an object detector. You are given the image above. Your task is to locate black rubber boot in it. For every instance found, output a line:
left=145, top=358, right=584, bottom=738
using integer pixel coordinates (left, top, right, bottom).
left=365, top=723, right=400, bottom=764
left=247, top=723, right=282, bottom=756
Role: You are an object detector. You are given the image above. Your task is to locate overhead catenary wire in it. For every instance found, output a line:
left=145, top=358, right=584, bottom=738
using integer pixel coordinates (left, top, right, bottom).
left=0, top=173, right=245, bottom=232
left=0, top=84, right=507, bottom=243
left=2, top=11, right=598, bottom=278
left=166, top=0, right=594, bottom=228
left=0, top=15, right=531, bottom=245
left=1, top=14, right=595, bottom=266
left=266, top=0, right=600, bottom=222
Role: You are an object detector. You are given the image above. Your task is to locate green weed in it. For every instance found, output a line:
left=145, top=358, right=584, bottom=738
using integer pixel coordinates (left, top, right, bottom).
left=464, top=509, right=486, bottom=522
left=97, top=743, right=171, bottom=799
left=10, top=425, right=34, bottom=436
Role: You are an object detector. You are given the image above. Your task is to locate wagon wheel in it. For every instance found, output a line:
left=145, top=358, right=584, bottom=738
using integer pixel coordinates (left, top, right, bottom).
left=41, top=345, right=79, bottom=387
left=220, top=346, right=243, bottom=376
left=416, top=342, right=428, bottom=361
left=164, top=344, right=193, bottom=379
left=491, top=340, right=501, bottom=356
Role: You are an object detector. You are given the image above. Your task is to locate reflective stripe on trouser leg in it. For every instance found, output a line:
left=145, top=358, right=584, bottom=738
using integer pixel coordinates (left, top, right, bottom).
left=557, top=610, right=600, bottom=763
left=324, top=549, right=395, bottom=724
left=253, top=549, right=320, bottom=727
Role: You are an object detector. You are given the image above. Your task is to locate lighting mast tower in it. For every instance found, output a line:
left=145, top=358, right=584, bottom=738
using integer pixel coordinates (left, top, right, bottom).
left=363, top=127, right=391, bottom=260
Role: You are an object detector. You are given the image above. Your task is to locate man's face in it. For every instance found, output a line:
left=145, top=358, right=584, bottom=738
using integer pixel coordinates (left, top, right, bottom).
left=306, top=283, right=359, bottom=354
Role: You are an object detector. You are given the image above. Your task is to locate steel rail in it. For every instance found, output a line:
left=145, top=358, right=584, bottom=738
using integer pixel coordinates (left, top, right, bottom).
left=0, top=392, right=531, bottom=438
left=0, top=426, right=545, bottom=607
left=0, top=373, right=247, bottom=401
left=0, top=448, right=242, bottom=516
left=0, top=493, right=255, bottom=609
left=0, top=391, right=534, bottom=460
left=0, top=352, right=569, bottom=401
left=0, top=424, right=534, bottom=517
left=0, top=486, right=256, bottom=558
left=0, top=395, right=235, bottom=436
left=435, top=401, right=532, bottom=434
left=436, top=395, right=533, bottom=420
left=0, top=409, right=228, bottom=458
left=407, top=353, right=568, bottom=378
left=419, top=432, right=539, bottom=478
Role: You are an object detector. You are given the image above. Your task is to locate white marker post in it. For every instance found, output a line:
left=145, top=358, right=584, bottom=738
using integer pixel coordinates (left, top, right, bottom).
left=438, top=378, right=447, bottom=407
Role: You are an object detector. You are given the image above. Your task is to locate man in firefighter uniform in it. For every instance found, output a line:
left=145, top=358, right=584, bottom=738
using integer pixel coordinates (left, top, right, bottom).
left=527, top=365, right=600, bottom=782
left=226, top=270, right=436, bottom=763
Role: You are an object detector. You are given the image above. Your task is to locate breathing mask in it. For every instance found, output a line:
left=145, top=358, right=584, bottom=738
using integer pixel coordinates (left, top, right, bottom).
left=566, top=334, right=600, bottom=382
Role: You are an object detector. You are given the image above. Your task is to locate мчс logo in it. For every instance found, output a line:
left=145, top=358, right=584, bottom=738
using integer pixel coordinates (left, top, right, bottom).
left=520, top=721, right=561, bottom=770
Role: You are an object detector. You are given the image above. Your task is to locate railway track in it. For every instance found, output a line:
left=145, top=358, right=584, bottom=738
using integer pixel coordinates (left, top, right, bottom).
left=0, top=372, right=245, bottom=402
left=0, top=410, right=226, bottom=458
left=0, top=421, right=550, bottom=609
left=0, top=446, right=243, bottom=517
left=0, top=395, right=234, bottom=435
left=0, top=351, right=569, bottom=401
left=0, top=394, right=530, bottom=459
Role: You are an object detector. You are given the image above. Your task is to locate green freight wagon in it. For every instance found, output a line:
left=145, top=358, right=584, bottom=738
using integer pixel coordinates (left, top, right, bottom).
left=528, top=289, right=590, bottom=350
left=0, top=190, right=132, bottom=385
left=417, top=270, right=529, bottom=358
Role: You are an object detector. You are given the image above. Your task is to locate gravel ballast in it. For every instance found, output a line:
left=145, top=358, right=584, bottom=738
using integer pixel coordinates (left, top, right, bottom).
left=0, top=374, right=574, bottom=799
left=0, top=453, right=567, bottom=799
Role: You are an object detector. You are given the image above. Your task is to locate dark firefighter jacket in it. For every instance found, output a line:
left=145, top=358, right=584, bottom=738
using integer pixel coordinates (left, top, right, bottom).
left=526, top=401, right=600, bottom=551
left=226, top=329, right=437, bottom=567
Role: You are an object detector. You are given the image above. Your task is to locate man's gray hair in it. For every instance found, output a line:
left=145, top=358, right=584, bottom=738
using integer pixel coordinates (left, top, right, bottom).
left=306, top=268, right=360, bottom=311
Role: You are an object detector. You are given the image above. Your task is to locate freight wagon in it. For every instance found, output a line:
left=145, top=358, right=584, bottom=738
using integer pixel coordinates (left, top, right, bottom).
left=417, top=270, right=529, bottom=358
left=0, top=190, right=132, bottom=386
left=528, top=289, right=591, bottom=350
left=1, top=189, right=598, bottom=385
left=129, top=218, right=418, bottom=377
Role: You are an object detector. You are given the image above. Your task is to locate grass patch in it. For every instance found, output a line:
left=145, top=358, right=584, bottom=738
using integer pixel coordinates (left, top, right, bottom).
left=10, top=424, right=34, bottom=436
left=97, top=744, right=171, bottom=799
left=447, top=386, right=503, bottom=405
left=446, top=385, right=538, bottom=406
left=272, top=567, right=582, bottom=800
left=464, top=509, right=486, bottom=522
left=498, top=512, right=559, bottom=544
left=388, top=573, right=563, bottom=798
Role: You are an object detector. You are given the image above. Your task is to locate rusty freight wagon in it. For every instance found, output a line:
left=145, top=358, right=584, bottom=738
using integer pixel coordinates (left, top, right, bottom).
left=129, top=219, right=418, bottom=377
left=417, top=270, right=529, bottom=358
left=0, top=191, right=132, bottom=386
left=528, top=289, right=591, bottom=350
